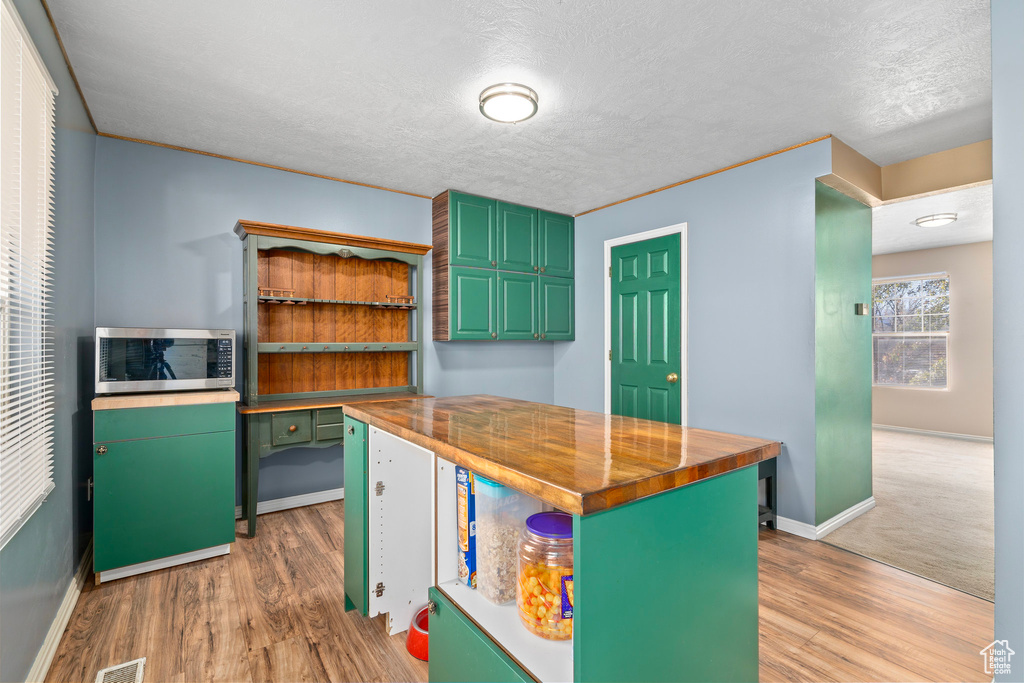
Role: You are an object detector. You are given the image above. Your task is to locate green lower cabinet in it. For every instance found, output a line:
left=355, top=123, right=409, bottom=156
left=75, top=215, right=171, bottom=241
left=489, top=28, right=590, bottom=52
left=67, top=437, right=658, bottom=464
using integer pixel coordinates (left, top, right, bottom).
left=539, top=276, right=574, bottom=341
left=343, top=416, right=369, bottom=614
left=450, top=267, right=498, bottom=340
left=93, top=411, right=235, bottom=573
left=499, top=272, right=539, bottom=340
left=428, top=587, right=532, bottom=683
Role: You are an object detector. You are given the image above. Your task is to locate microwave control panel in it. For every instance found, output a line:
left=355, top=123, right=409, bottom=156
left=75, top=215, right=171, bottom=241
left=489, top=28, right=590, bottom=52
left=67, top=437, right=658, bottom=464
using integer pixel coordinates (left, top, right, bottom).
left=217, top=339, right=233, bottom=380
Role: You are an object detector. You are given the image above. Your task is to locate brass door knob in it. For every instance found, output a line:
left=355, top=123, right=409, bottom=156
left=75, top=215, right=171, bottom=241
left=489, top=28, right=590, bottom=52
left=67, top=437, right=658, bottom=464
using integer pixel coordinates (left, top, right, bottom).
left=96, top=445, right=107, bottom=455
left=667, top=373, right=679, bottom=384
left=289, top=425, right=298, bottom=432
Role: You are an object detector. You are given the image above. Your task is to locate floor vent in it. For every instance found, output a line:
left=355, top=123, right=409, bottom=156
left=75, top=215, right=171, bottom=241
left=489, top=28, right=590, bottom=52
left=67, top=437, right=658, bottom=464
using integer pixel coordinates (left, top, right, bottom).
left=95, top=657, right=145, bottom=683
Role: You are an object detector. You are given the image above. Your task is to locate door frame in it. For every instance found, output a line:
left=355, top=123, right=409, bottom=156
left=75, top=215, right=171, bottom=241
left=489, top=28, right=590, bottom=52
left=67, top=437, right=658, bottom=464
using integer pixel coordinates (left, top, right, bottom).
left=603, top=222, right=688, bottom=422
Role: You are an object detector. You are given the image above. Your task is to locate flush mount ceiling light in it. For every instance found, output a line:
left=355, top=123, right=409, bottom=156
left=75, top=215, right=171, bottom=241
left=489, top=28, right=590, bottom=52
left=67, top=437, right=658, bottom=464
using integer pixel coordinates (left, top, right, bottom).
left=914, top=213, right=958, bottom=228
left=479, top=83, right=538, bottom=123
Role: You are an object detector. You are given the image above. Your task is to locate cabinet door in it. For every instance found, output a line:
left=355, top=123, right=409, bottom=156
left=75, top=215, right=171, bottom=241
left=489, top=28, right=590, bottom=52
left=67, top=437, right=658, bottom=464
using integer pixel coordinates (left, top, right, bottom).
left=538, top=210, right=574, bottom=278
left=344, top=416, right=369, bottom=614
left=450, top=191, right=497, bottom=269
left=94, top=430, right=235, bottom=572
left=450, top=267, right=498, bottom=340
left=496, top=202, right=538, bottom=273
left=539, top=276, right=575, bottom=341
left=428, top=587, right=532, bottom=683
left=498, top=272, right=539, bottom=340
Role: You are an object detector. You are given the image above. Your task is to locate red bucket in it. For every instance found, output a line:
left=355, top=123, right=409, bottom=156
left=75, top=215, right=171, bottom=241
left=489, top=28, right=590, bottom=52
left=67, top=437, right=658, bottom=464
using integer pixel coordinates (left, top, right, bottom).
left=406, top=605, right=429, bottom=661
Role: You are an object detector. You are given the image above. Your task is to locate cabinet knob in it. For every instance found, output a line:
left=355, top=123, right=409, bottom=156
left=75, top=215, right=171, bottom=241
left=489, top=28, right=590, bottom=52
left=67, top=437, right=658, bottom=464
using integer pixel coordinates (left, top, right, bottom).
left=347, top=425, right=355, bottom=436
left=533, top=266, right=539, bottom=272
left=540, top=267, right=545, bottom=273
left=491, top=260, right=497, bottom=267
left=541, top=333, right=546, bottom=339
left=289, top=425, right=298, bottom=433
left=533, top=333, right=539, bottom=339
left=491, top=332, right=497, bottom=339
left=96, top=445, right=107, bottom=455
left=427, top=600, right=438, bottom=615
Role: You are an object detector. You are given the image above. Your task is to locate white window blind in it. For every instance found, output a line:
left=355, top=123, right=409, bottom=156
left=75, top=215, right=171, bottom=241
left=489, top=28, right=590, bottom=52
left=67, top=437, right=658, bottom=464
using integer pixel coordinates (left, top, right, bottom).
left=0, top=0, right=58, bottom=549
left=872, top=274, right=949, bottom=389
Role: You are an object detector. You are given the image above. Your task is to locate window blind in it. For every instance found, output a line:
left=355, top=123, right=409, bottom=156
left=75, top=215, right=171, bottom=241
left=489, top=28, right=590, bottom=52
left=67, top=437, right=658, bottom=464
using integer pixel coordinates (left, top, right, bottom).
left=871, top=274, right=950, bottom=389
left=0, top=0, right=58, bottom=550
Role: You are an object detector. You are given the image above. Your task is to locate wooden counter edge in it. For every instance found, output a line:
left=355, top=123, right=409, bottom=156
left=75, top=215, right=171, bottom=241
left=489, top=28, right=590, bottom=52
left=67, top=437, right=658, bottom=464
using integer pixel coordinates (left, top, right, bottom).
left=237, top=393, right=432, bottom=414
left=343, top=403, right=781, bottom=516
left=92, top=389, right=240, bottom=411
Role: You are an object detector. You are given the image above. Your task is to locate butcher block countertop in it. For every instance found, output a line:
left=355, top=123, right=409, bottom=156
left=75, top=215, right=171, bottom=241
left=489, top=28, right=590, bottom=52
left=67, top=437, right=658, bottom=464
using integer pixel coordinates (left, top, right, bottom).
left=344, top=394, right=781, bottom=516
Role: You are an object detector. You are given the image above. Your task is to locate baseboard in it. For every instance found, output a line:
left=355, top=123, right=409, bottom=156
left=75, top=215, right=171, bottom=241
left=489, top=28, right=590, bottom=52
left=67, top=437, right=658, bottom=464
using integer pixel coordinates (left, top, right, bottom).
left=234, top=487, right=345, bottom=519
left=777, top=497, right=876, bottom=541
left=27, top=538, right=93, bottom=683
left=873, top=423, right=993, bottom=443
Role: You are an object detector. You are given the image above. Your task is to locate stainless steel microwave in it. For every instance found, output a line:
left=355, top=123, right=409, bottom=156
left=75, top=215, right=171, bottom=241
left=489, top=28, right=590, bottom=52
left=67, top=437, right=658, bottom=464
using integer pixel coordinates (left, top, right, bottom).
left=95, top=327, right=235, bottom=395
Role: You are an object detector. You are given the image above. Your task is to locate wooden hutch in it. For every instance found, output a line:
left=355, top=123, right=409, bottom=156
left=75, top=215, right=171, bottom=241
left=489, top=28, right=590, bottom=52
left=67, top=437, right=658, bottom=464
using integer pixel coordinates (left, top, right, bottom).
left=234, top=220, right=431, bottom=536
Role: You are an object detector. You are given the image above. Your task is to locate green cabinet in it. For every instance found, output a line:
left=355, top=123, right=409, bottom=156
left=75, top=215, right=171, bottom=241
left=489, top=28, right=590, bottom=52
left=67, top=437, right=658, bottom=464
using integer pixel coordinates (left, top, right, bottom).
left=435, top=190, right=575, bottom=341
left=539, top=210, right=574, bottom=278
left=450, top=191, right=497, bottom=268
left=93, top=401, right=235, bottom=576
left=428, top=587, right=532, bottom=683
left=343, top=416, right=369, bottom=615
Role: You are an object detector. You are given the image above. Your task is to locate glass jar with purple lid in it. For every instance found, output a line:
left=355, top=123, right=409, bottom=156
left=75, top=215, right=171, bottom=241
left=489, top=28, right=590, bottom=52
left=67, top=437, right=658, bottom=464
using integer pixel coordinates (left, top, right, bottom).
left=517, top=511, right=574, bottom=640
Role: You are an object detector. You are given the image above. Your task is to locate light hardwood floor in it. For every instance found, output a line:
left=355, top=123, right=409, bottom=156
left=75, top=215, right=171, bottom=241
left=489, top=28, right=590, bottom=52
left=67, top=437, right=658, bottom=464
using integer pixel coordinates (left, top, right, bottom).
left=45, top=501, right=992, bottom=683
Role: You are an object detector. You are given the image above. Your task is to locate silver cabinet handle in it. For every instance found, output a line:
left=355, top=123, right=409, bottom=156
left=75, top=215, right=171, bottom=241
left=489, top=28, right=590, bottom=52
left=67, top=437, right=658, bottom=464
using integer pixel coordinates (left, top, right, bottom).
left=347, top=425, right=355, bottom=436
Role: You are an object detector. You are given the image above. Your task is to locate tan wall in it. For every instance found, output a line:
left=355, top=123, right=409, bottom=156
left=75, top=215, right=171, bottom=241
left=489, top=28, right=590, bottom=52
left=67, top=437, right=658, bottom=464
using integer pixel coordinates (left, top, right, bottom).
left=872, top=241, right=993, bottom=437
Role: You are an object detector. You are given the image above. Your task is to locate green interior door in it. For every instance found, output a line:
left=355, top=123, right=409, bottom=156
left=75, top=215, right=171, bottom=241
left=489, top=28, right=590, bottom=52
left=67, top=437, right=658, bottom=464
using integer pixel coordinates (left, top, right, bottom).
left=451, top=267, right=498, bottom=340
left=450, top=191, right=497, bottom=268
left=611, top=233, right=682, bottom=423
left=498, top=272, right=538, bottom=340
left=497, top=202, right=537, bottom=273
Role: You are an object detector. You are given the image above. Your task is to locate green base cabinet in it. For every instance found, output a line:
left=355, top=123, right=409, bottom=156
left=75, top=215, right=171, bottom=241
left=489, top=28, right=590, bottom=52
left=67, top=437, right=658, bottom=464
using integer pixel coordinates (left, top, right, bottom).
left=343, top=416, right=369, bottom=614
left=428, top=587, right=532, bottom=683
left=93, top=402, right=236, bottom=574
left=435, top=190, right=574, bottom=342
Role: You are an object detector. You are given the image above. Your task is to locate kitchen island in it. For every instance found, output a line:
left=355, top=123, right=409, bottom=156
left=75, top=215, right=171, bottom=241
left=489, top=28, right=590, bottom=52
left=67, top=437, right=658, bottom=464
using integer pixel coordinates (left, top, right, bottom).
left=342, top=395, right=780, bottom=683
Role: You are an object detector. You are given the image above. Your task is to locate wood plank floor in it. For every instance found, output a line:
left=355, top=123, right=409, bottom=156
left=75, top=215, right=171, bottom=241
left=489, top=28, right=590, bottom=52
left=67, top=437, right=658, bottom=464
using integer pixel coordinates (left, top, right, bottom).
left=45, top=502, right=992, bottom=683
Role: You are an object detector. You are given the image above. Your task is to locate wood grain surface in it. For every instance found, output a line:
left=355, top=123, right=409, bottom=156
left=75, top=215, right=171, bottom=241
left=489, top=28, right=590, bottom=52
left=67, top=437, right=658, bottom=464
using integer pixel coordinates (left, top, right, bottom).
left=92, top=390, right=239, bottom=411
left=431, top=191, right=450, bottom=340
left=343, top=394, right=781, bottom=515
left=235, top=220, right=432, bottom=254
left=257, top=250, right=412, bottom=395
left=43, top=503, right=991, bottom=683
left=237, top=392, right=430, bottom=415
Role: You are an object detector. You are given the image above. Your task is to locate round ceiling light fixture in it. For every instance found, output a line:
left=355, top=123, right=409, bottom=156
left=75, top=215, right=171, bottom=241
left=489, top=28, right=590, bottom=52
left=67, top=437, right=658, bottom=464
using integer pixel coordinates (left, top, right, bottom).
left=479, top=83, right=538, bottom=123
left=914, top=213, right=958, bottom=228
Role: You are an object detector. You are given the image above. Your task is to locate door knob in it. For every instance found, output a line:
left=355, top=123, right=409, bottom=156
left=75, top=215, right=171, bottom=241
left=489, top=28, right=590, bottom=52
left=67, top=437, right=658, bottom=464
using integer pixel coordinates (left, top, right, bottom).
left=667, top=373, right=679, bottom=384
left=96, top=445, right=107, bottom=455
left=289, top=425, right=298, bottom=433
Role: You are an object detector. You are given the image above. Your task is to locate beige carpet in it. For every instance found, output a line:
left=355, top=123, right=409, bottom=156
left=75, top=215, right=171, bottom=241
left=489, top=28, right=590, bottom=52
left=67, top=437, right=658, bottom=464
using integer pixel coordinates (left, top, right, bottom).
left=822, top=428, right=994, bottom=601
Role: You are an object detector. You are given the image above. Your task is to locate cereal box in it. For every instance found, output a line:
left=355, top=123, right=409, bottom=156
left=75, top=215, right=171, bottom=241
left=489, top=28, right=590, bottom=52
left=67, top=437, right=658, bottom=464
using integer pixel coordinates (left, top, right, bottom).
left=456, top=466, right=477, bottom=587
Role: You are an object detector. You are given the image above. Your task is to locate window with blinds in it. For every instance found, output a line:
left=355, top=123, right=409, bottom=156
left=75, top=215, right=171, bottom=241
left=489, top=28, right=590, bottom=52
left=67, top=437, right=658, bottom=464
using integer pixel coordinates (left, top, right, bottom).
left=0, top=0, right=58, bottom=549
left=872, top=274, right=950, bottom=389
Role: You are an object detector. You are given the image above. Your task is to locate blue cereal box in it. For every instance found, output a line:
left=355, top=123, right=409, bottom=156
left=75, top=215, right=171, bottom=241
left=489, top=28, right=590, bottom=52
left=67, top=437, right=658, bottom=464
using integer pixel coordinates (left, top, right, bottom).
left=456, top=466, right=477, bottom=587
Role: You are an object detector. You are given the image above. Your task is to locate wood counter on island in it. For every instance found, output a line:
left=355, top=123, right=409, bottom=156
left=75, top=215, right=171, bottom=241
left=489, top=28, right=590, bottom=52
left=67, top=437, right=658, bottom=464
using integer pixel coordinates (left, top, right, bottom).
left=342, top=395, right=780, bottom=683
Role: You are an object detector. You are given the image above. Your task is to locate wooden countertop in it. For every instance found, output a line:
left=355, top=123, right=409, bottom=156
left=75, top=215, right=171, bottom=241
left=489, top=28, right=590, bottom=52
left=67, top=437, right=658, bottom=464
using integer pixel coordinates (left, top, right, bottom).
left=344, top=395, right=781, bottom=516
left=92, top=389, right=240, bottom=411
left=237, top=391, right=430, bottom=414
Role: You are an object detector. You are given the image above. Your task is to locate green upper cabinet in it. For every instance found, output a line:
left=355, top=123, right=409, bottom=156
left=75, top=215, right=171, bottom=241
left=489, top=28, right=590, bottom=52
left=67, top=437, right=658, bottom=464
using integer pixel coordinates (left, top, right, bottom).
left=499, top=272, right=539, bottom=340
left=540, top=276, right=575, bottom=341
left=450, top=191, right=497, bottom=268
left=538, top=210, right=574, bottom=278
left=434, top=190, right=574, bottom=341
left=497, top=202, right=538, bottom=273
left=451, top=267, right=498, bottom=340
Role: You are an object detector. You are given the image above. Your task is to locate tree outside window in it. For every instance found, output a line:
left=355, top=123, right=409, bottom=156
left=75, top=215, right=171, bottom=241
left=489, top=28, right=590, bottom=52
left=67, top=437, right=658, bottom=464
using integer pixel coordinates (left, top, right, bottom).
left=872, top=275, right=949, bottom=388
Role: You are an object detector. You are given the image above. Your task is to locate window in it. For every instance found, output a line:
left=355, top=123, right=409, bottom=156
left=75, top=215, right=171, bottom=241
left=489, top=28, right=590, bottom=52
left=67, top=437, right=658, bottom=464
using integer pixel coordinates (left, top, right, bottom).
left=872, top=274, right=949, bottom=388
left=0, top=0, right=58, bottom=549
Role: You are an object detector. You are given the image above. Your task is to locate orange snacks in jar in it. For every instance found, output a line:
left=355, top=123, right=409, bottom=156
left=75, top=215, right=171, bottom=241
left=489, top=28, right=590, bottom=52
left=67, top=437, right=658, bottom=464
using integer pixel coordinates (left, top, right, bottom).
left=517, top=512, right=573, bottom=640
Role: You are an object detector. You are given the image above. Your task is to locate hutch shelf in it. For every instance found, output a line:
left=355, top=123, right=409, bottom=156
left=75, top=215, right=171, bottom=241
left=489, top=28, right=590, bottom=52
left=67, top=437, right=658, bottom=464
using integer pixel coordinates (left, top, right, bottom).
left=234, top=219, right=432, bottom=536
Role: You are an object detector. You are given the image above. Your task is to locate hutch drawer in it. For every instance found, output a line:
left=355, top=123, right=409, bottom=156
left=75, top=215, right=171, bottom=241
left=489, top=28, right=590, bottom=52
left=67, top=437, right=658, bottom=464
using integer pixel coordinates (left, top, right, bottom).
left=271, top=411, right=312, bottom=446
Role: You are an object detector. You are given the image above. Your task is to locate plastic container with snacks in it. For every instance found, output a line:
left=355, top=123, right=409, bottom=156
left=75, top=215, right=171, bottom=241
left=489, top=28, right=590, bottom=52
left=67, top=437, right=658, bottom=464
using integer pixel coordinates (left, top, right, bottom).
left=517, top=512, right=574, bottom=640
left=474, top=475, right=542, bottom=604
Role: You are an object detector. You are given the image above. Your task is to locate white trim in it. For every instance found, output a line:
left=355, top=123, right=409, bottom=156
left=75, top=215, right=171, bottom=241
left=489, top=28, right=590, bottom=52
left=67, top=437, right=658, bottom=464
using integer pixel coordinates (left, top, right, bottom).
left=776, top=497, right=876, bottom=540
left=27, top=540, right=93, bottom=683
left=0, top=0, right=58, bottom=93
left=97, top=544, right=230, bottom=584
left=603, top=223, right=688, bottom=423
left=872, top=423, right=993, bottom=443
left=234, top=487, right=345, bottom=519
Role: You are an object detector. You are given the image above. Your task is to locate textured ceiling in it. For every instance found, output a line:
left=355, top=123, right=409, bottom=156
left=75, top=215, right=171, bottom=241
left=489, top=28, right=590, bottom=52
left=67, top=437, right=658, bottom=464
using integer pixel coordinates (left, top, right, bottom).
left=872, top=184, right=992, bottom=255
left=47, top=0, right=991, bottom=215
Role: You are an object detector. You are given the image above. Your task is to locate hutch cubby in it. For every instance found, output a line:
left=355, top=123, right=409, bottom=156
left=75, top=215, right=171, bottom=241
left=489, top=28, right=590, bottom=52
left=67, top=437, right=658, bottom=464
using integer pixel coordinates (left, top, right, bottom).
left=234, top=220, right=432, bottom=536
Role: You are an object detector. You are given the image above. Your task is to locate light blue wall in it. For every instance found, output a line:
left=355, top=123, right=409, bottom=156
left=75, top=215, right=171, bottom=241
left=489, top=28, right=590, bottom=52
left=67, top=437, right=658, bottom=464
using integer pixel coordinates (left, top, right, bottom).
left=992, top=0, right=1022, bottom=675
left=555, top=140, right=832, bottom=525
left=0, top=1, right=96, bottom=681
left=93, top=137, right=556, bottom=501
